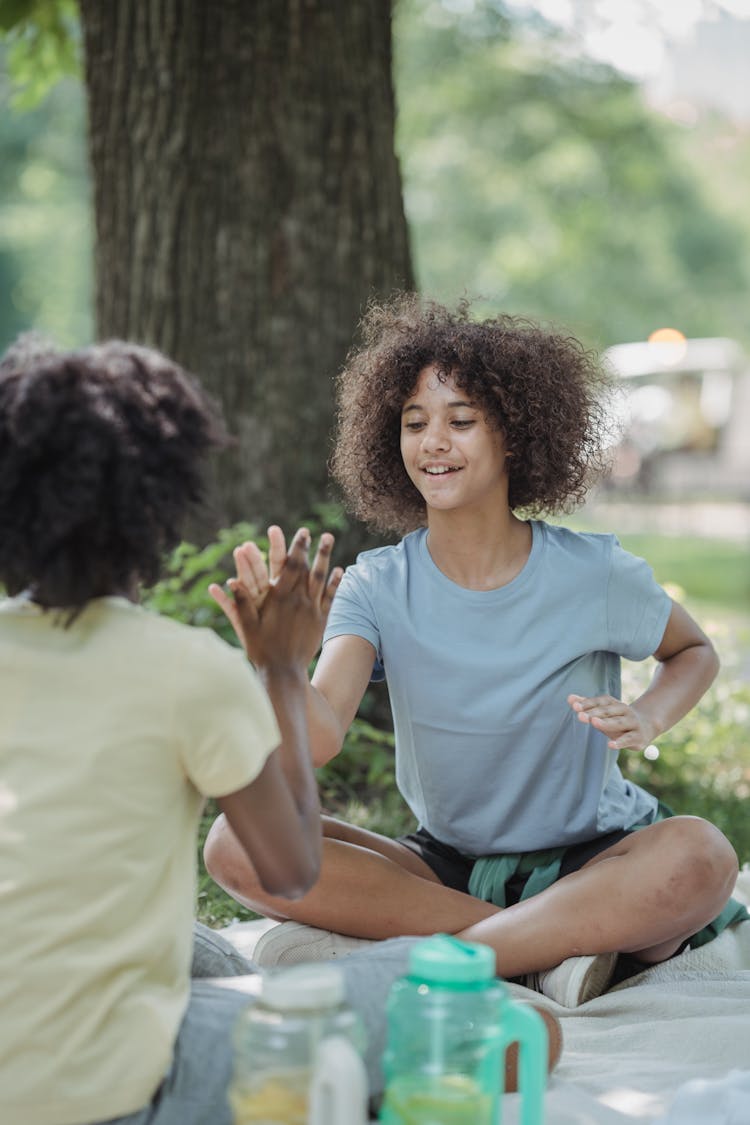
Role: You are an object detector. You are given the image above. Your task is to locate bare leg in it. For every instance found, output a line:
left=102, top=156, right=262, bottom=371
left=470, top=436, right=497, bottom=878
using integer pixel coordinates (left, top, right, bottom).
left=204, top=813, right=498, bottom=933
left=204, top=813, right=738, bottom=977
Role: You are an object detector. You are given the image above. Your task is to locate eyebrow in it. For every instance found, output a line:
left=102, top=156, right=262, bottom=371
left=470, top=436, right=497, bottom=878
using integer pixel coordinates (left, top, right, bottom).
left=402, top=399, right=476, bottom=413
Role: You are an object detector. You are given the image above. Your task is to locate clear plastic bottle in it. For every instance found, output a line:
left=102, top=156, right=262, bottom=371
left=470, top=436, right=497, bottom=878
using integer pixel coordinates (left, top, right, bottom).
left=229, top=963, right=368, bottom=1125
left=379, top=934, right=547, bottom=1125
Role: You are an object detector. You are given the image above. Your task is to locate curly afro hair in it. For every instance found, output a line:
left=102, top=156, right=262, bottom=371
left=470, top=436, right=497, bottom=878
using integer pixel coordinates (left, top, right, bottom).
left=0, top=337, right=227, bottom=611
left=331, top=294, right=616, bottom=534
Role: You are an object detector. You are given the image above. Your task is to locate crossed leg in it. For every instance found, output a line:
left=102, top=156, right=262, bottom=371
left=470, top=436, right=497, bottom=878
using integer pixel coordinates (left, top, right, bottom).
left=203, top=812, right=738, bottom=978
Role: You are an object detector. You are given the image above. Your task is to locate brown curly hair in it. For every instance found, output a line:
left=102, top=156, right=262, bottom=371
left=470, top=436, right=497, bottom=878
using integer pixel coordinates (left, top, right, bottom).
left=0, top=336, right=227, bottom=611
left=331, top=295, right=615, bottom=534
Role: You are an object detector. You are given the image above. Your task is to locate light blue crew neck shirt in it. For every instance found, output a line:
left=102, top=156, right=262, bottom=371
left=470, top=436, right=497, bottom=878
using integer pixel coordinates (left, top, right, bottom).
left=323, top=521, right=672, bottom=854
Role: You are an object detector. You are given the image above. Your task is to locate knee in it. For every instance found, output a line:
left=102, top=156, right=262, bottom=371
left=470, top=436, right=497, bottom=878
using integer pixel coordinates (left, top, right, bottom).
left=203, top=814, right=262, bottom=900
left=661, top=816, right=738, bottom=908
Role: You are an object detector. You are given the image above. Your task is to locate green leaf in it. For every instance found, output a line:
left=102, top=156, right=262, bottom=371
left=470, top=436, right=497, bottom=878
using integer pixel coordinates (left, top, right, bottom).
left=1, top=0, right=80, bottom=107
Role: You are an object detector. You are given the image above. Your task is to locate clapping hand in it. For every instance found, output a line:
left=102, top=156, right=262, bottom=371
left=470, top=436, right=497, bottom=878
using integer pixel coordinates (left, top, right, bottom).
left=209, top=526, right=343, bottom=671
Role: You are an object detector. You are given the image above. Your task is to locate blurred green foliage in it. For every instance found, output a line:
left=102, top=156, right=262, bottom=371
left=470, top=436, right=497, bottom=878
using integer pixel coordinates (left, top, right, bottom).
left=3, top=0, right=750, bottom=357
left=0, top=0, right=79, bottom=106
left=622, top=620, right=750, bottom=868
left=0, top=40, right=91, bottom=350
left=143, top=521, right=261, bottom=647
left=394, top=0, right=750, bottom=350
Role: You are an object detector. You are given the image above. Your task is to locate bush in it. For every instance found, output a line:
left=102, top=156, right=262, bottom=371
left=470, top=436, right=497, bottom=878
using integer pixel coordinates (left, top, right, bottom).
left=621, top=602, right=750, bottom=865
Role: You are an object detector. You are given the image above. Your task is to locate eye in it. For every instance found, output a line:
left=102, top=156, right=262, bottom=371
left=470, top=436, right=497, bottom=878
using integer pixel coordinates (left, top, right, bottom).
left=403, top=420, right=425, bottom=431
left=451, top=419, right=475, bottom=428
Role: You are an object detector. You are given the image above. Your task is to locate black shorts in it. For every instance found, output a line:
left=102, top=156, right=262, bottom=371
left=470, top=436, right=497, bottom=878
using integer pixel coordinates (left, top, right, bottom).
left=397, top=824, right=632, bottom=906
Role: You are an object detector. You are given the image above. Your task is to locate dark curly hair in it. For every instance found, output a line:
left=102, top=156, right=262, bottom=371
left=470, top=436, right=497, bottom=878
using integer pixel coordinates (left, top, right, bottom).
left=0, top=336, right=227, bottom=611
left=331, top=294, right=616, bottom=534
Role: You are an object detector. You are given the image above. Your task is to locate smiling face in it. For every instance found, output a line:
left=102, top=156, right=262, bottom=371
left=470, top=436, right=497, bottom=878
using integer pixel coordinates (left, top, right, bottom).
left=400, top=365, right=511, bottom=517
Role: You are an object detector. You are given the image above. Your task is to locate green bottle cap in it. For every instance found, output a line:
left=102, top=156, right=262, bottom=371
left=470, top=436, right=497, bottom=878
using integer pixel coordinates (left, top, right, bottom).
left=408, top=934, right=497, bottom=984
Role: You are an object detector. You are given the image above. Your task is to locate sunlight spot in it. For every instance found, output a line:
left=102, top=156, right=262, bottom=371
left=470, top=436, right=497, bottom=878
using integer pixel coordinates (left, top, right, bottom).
left=0, top=783, right=21, bottom=844
left=647, top=328, right=688, bottom=367
left=601, top=1086, right=667, bottom=1117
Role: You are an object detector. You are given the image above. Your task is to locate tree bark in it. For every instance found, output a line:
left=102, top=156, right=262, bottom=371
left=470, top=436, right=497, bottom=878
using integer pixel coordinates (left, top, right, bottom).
left=79, top=0, right=413, bottom=536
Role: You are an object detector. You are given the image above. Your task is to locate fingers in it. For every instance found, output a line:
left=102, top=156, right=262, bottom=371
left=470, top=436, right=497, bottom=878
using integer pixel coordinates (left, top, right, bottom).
left=208, top=581, right=238, bottom=628
left=320, top=566, right=344, bottom=619
left=569, top=694, right=625, bottom=722
left=308, top=532, right=335, bottom=602
left=568, top=693, right=646, bottom=750
left=232, top=541, right=271, bottom=608
left=208, top=577, right=259, bottom=637
left=267, top=525, right=288, bottom=584
left=272, top=527, right=310, bottom=593
left=226, top=578, right=260, bottom=623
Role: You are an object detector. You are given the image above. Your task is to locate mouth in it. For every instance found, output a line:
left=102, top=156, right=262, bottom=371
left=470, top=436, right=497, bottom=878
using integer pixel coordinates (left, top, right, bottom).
left=422, top=465, right=461, bottom=475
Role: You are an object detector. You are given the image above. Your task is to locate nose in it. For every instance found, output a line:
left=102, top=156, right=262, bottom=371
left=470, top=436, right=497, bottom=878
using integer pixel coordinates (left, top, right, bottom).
left=421, top=420, right=451, bottom=453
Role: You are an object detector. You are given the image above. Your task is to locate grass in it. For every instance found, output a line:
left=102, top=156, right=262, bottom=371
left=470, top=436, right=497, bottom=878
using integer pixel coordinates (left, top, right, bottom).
left=562, top=505, right=750, bottom=612
left=598, top=533, right=749, bottom=611
left=196, top=523, right=750, bottom=925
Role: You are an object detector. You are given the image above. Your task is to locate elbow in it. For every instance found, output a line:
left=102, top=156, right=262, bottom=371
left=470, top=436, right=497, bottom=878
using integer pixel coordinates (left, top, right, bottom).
left=258, top=849, right=321, bottom=900
left=312, top=742, right=341, bottom=769
left=311, top=721, right=346, bottom=768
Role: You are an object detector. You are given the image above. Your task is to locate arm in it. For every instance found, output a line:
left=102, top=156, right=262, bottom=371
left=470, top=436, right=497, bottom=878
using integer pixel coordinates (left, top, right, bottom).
left=207, top=528, right=341, bottom=898
left=569, top=600, right=719, bottom=751
left=308, top=632, right=378, bottom=766
left=215, top=523, right=378, bottom=768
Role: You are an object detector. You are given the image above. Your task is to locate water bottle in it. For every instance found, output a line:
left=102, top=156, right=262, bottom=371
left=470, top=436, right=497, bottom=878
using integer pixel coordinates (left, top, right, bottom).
left=379, top=934, right=547, bottom=1125
left=229, top=963, right=368, bottom=1125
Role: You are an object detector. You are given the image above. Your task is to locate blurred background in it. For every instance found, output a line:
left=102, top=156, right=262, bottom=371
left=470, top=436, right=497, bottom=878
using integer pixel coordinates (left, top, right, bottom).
left=1, top=0, right=748, bottom=913
left=2, top=0, right=750, bottom=516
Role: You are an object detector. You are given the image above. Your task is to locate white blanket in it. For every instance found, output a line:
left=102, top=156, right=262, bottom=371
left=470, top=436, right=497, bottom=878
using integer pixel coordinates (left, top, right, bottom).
left=505, top=919, right=750, bottom=1123
left=222, top=869, right=750, bottom=1124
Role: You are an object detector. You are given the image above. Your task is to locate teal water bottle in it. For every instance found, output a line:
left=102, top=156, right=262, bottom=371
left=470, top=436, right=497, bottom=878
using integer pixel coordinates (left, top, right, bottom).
left=379, top=935, right=547, bottom=1125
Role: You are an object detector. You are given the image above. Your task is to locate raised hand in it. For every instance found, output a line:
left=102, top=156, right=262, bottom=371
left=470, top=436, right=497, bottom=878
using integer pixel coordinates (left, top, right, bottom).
left=567, top=693, right=658, bottom=752
left=209, top=527, right=342, bottom=671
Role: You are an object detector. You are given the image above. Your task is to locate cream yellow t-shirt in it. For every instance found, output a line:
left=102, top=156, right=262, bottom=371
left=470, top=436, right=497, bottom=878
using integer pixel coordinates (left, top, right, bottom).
left=0, top=595, right=280, bottom=1125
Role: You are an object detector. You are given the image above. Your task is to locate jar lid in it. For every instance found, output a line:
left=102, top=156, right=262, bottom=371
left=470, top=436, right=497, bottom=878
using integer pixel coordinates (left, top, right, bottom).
left=408, top=934, right=498, bottom=984
left=261, top=964, right=346, bottom=1010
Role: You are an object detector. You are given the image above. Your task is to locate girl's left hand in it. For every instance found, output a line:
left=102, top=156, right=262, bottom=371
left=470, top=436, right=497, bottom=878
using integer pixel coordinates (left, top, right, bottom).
left=567, top=693, right=657, bottom=751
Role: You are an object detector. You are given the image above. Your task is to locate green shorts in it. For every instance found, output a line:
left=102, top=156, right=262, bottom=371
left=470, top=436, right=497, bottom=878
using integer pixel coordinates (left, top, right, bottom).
left=399, top=805, right=748, bottom=951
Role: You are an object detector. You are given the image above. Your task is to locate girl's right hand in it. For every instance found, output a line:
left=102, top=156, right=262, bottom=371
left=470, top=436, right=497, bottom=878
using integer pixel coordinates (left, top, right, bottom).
left=208, top=527, right=343, bottom=671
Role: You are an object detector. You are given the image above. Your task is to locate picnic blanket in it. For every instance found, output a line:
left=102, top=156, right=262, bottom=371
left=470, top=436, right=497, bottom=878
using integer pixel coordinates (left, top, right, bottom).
left=222, top=867, right=750, bottom=1124
left=504, top=916, right=750, bottom=1123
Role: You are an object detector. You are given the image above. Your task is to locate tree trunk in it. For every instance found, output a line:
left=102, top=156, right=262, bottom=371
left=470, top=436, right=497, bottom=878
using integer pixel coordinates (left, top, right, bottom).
left=78, top=0, right=413, bottom=538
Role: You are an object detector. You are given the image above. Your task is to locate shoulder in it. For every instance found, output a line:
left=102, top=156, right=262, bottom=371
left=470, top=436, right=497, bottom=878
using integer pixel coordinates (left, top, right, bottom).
left=541, top=523, right=661, bottom=586
left=347, top=529, right=424, bottom=581
left=537, top=521, right=618, bottom=569
left=115, top=601, right=253, bottom=684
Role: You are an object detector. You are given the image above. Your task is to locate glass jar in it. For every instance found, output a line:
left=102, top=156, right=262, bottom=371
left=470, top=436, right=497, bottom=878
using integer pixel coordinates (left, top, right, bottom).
left=229, top=963, right=368, bottom=1125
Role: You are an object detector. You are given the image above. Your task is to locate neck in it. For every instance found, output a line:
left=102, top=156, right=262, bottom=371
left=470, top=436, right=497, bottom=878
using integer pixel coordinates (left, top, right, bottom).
left=22, top=577, right=141, bottom=607
left=425, top=508, right=532, bottom=591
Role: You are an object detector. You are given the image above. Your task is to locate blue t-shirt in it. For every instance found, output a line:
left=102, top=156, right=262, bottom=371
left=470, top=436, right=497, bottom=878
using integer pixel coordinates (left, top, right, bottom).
left=323, top=521, right=672, bottom=854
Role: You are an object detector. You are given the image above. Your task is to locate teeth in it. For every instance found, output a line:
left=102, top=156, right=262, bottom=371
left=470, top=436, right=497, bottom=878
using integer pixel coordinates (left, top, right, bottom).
left=424, top=466, right=455, bottom=475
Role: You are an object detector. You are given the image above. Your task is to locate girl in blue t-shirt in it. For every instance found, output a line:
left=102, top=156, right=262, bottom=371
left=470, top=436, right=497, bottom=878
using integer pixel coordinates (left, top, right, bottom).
left=206, top=295, right=742, bottom=1008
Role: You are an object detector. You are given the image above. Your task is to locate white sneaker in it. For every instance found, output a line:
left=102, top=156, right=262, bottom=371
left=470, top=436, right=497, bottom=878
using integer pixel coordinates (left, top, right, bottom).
left=527, top=951, right=618, bottom=1008
left=252, top=921, right=378, bottom=968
